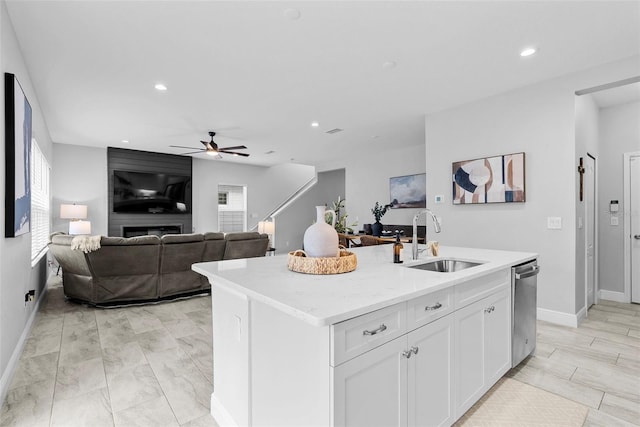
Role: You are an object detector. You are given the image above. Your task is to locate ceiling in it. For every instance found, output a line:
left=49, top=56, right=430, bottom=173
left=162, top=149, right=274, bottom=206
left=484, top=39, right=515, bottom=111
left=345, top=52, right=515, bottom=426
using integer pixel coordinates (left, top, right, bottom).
left=5, top=1, right=640, bottom=167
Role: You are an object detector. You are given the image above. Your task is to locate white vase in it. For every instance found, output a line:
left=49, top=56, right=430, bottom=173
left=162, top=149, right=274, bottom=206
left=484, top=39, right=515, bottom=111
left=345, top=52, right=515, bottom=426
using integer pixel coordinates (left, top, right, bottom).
left=303, top=206, right=339, bottom=257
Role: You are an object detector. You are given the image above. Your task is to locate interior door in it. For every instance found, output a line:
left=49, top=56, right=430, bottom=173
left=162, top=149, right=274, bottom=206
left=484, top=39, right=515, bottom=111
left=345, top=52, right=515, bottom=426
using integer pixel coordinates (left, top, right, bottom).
left=586, top=155, right=596, bottom=308
left=631, top=156, right=640, bottom=303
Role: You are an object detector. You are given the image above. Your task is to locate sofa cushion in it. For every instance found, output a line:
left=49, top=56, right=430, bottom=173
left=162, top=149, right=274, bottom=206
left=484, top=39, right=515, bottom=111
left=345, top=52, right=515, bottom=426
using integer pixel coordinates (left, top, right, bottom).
left=161, top=233, right=204, bottom=244
left=203, top=232, right=226, bottom=261
left=101, top=235, right=161, bottom=246
left=160, top=236, right=206, bottom=297
left=223, top=232, right=269, bottom=260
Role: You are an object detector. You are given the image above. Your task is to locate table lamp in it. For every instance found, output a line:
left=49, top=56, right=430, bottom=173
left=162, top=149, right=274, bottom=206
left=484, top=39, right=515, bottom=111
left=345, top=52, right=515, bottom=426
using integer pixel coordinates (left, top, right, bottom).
left=258, top=220, right=275, bottom=249
left=60, top=204, right=91, bottom=235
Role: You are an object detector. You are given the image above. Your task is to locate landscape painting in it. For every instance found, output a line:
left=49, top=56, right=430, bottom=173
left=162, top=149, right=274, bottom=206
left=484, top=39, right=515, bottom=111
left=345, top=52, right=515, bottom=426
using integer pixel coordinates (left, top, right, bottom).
left=452, top=152, right=525, bottom=204
left=389, top=173, right=426, bottom=208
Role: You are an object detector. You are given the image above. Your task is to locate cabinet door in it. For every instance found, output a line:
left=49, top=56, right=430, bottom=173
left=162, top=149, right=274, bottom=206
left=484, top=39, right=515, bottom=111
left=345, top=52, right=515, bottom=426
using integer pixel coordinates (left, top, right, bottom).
left=407, top=313, right=454, bottom=427
left=483, top=288, right=511, bottom=386
left=333, top=337, right=408, bottom=427
left=453, top=299, right=485, bottom=418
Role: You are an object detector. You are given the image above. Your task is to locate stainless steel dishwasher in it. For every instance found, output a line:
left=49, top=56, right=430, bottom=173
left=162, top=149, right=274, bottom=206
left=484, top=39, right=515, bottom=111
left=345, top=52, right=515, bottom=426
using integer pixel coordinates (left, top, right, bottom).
left=512, top=260, right=540, bottom=367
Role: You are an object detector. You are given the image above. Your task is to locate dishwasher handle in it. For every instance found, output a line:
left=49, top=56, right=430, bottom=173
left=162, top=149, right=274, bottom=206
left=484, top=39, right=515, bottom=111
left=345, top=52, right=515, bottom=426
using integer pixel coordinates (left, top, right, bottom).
left=515, top=265, right=540, bottom=280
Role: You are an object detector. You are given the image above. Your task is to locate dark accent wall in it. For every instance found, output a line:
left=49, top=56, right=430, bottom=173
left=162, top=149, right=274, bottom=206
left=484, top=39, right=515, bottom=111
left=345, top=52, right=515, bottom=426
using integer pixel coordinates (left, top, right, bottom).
left=108, top=148, right=192, bottom=237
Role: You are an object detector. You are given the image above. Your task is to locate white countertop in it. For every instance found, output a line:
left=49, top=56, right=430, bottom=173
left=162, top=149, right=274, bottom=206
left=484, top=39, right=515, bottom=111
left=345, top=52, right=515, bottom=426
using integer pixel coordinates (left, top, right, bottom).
left=192, top=245, right=537, bottom=327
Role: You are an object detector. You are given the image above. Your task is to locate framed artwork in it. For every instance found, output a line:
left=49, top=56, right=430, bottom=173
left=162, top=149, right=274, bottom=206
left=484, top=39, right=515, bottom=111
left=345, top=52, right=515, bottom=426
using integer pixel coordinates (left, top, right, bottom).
left=5, top=73, right=32, bottom=237
left=452, top=152, right=525, bottom=204
left=389, top=173, right=426, bottom=208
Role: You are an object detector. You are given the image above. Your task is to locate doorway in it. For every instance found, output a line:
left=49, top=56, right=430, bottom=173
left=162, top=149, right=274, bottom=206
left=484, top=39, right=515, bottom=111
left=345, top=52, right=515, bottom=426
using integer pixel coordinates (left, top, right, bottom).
left=585, top=154, right=597, bottom=308
left=218, top=184, right=247, bottom=232
left=627, top=154, right=640, bottom=303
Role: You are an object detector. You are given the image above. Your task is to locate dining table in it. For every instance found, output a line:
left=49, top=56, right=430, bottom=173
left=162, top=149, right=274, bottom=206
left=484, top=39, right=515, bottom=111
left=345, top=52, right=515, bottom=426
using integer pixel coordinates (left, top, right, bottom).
left=340, top=233, right=425, bottom=248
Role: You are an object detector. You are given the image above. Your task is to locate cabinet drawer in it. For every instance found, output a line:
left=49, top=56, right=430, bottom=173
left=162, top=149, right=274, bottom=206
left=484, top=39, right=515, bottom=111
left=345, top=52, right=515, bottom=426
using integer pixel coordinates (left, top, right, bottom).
left=331, top=302, right=407, bottom=366
left=407, top=288, right=453, bottom=331
left=454, top=269, right=510, bottom=309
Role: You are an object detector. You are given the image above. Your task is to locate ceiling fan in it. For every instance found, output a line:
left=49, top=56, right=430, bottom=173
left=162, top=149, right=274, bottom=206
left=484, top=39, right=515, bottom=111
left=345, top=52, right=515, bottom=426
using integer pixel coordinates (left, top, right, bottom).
left=170, top=131, right=249, bottom=158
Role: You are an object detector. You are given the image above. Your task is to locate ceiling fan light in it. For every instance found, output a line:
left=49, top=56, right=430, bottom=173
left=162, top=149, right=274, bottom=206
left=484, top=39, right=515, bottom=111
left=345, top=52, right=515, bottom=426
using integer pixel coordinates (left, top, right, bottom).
left=206, top=151, right=218, bottom=156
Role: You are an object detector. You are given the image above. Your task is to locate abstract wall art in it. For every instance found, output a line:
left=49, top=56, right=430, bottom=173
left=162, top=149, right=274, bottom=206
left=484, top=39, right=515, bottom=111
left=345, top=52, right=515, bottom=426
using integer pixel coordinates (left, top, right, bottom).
left=5, top=73, right=32, bottom=237
left=452, top=152, right=525, bottom=204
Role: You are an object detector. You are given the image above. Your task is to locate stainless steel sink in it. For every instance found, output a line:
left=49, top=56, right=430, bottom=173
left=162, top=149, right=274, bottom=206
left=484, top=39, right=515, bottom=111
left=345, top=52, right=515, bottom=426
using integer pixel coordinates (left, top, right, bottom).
left=408, top=258, right=484, bottom=273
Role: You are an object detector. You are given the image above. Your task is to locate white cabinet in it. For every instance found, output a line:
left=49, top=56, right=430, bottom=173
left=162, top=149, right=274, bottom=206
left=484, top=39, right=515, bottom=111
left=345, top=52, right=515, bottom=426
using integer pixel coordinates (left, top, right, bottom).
left=454, top=287, right=511, bottom=418
left=332, top=336, right=408, bottom=427
left=332, top=313, right=454, bottom=427
left=408, top=314, right=454, bottom=427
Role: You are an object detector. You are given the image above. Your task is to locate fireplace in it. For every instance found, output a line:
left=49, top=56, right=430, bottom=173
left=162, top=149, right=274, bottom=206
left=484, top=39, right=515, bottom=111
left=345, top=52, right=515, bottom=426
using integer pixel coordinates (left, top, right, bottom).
left=122, top=225, right=182, bottom=238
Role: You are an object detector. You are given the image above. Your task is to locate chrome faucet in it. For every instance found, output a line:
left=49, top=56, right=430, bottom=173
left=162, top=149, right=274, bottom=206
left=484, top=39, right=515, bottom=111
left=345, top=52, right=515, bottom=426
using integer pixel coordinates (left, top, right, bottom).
left=412, top=209, right=441, bottom=260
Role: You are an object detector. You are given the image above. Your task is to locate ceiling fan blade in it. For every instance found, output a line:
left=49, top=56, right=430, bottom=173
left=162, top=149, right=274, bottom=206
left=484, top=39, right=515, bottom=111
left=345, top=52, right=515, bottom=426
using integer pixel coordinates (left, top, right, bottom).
left=219, top=145, right=247, bottom=151
left=180, top=150, right=206, bottom=155
left=219, top=150, right=250, bottom=157
left=170, top=145, right=201, bottom=150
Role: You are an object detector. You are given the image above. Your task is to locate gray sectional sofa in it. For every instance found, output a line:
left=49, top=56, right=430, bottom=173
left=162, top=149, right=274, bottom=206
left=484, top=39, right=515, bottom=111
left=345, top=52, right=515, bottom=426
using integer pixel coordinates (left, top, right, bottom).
left=49, top=231, right=269, bottom=306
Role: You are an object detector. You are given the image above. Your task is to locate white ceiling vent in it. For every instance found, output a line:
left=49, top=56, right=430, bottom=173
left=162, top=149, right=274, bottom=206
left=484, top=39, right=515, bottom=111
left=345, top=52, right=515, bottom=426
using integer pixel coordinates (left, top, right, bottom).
left=325, top=128, right=344, bottom=134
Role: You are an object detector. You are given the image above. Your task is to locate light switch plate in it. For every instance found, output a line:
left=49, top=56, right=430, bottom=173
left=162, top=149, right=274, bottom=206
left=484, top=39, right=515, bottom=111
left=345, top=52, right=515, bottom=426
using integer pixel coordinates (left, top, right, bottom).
left=547, top=217, right=562, bottom=230
left=434, top=195, right=444, bottom=204
left=611, top=216, right=619, bottom=226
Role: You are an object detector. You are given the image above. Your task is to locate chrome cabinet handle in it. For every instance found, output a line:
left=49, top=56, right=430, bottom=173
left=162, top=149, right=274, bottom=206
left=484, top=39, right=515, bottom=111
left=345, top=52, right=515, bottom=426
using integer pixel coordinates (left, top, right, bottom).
left=634, top=235, right=640, bottom=240
left=425, top=302, right=442, bottom=311
left=402, top=350, right=412, bottom=359
left=363, top=324, right=387, bottom=336
left=410, top=346, right=419, bottom=355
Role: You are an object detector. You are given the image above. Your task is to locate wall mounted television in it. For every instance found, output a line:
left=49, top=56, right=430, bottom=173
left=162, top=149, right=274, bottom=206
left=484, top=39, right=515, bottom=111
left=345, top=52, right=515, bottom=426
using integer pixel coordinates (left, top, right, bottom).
left=113, top=170, right=192, bottom=214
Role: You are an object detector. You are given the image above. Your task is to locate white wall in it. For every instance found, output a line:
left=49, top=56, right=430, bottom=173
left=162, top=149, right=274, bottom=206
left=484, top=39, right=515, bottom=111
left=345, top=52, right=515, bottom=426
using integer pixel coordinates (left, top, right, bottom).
left=318, top=144, right=429, bottom=231
left=192, top=159, right=315, bottom=234
left=50, top=145, right=315, bottom=236
left=598, top=101, right=640, bottom=295
left=276, top=169, right=345, bottom=253
left=424, top=56, right=640, bottom=321
left=574, top=93, right=599, bottom=312
left=52, top=144, right=108, bottom=235
left=0, top=0, right=54, bottom=400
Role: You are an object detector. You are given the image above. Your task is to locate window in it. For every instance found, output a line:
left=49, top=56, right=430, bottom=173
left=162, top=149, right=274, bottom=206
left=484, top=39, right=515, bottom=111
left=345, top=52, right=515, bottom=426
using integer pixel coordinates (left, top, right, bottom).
left=30, top=139, right=50, bottom=264
left=218, top=192, right=228, bottom=205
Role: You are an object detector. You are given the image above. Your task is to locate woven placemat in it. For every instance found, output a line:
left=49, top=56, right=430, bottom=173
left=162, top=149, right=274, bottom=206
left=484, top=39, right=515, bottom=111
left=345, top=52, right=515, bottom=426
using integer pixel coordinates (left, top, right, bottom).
left=287, top=249, right=357, bottom=274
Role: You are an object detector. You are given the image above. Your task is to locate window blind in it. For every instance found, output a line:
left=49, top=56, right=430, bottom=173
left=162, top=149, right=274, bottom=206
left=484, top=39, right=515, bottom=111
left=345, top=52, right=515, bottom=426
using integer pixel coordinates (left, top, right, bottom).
left=31, top=139, right=51, bottom=264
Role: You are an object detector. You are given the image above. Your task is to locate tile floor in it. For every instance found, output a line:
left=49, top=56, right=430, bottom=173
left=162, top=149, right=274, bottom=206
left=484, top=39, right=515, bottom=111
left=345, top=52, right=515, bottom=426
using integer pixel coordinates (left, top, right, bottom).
left=1, top=278, right=639, bottom=426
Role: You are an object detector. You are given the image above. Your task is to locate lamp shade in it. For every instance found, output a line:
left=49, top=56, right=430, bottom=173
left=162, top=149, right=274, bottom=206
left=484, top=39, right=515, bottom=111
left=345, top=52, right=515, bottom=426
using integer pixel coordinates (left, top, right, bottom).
left=60, top=204, right=88, bottom=219
left=69, top=220, right=91, bottom=235
left=258, top=221, right=275, bottom=235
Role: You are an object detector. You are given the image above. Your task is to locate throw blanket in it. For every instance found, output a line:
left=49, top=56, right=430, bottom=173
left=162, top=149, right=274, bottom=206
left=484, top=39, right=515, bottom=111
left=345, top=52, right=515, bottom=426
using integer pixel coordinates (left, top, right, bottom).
left=71, top=235, right=102, bottom=253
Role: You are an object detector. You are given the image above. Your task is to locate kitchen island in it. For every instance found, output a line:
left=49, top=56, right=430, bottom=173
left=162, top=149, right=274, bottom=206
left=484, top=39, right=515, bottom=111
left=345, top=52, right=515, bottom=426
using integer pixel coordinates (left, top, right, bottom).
left=193, top=245, right=537, bottom=427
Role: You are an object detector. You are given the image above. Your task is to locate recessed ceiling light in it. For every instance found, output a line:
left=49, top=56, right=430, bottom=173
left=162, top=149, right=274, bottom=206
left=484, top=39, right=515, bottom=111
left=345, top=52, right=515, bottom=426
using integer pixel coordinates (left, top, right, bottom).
left=520, top=48, right=537, bottom=57
left=382, top=61, right=397, bottom=70
left=154, top=83, right=167, bottom=91
left=121, top=140, right=129, bottom=143
left=311, top=122, right=320, bottom=127
left=283, top=8, right=301, bottom=20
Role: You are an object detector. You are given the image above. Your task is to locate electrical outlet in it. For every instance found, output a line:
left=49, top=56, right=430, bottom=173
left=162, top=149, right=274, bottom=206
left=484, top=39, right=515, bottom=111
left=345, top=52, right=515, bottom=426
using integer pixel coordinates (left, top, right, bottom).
left=24, top=290, right=35, bottom=305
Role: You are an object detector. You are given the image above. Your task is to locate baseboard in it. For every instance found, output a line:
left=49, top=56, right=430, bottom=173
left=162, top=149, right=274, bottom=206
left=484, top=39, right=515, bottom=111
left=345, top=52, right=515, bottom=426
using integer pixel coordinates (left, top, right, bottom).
left=598, top=289, right=628, bottom=303
left=211, top=393, right=240, bottom=427
left=537, top=307, right=579, bottom=328
left=576, top=305, right=587, bottom=325
left=0, top=285, right=48, bottom=408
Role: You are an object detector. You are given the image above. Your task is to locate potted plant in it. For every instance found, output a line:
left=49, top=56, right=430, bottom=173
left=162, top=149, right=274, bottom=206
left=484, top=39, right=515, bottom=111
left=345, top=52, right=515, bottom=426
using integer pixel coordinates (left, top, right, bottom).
left=325, top=197, right=357, bottom=234
left=370, top=201, right=392, bottom=236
